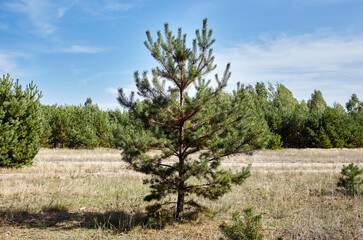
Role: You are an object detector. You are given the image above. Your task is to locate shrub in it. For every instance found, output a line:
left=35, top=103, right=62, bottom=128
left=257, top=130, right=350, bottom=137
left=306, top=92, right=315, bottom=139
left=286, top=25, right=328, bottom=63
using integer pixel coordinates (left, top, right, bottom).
left=0, top=74, right=42, bottom=168
left=219, top=207, right=263, bottom=240
left=267, top=134, right=283, bottom=149
left=337, top=163, right=363, bottom=195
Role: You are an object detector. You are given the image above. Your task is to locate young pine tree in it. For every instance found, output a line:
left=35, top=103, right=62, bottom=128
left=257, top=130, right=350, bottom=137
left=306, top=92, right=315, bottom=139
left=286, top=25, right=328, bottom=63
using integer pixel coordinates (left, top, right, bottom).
left=118, top=19, right=268, bottom=221
left=0, top=74, right=42, bottom=168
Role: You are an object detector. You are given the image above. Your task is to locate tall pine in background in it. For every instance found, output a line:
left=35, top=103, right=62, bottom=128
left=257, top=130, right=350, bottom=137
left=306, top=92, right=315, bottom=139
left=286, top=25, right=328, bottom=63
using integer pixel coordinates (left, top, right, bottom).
left=0, top=74, right=42, bottom=168
left=118, top=19, right=268, bottom=221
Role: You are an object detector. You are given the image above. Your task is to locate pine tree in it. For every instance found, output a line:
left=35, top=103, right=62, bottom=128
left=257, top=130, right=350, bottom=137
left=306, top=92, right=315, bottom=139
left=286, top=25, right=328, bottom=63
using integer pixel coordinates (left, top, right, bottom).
left=0, top=74, right=42, bottom=168
left=346, top=94, right=362, bottom=113
left=84, top=97, right=93, bottom=107
left=265, top=83, right=298, bottom=147
left=323, top=105, right=346, bottom=148
left=117, top=19, right=268, bottom=221
left=345, top=94, right=363, bottom=148
left=308, top=90, right=327, bottom=114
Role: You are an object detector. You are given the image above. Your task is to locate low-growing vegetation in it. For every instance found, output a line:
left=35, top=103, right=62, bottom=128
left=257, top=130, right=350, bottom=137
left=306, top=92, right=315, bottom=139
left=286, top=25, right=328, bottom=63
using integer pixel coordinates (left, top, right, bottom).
left=219, top=207, right=263, bottom=240
left=0, top=148, right=362, bottom=239
left=337, top=163, right=363, bottom=195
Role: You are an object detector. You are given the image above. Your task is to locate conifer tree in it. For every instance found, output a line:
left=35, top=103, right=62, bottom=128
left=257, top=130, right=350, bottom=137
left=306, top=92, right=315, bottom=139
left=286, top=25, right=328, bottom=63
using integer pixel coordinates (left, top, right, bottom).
left=0, top=74, right=42, bottom=168
left=346, top=94, right=362, bottom=113
left=308, top=90, right=327, bottom=114
left=117, top=19, right=267, bottom=221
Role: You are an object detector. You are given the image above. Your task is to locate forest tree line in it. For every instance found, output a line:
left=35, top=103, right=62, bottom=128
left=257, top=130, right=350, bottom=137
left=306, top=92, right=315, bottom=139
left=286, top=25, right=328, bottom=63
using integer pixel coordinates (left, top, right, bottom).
left=39, top=82, right=363, bottom=150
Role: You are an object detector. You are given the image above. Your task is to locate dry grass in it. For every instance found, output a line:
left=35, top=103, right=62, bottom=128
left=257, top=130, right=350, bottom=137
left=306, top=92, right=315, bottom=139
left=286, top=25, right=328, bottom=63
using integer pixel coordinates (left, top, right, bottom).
left=0, top=148, right=362, bottom=239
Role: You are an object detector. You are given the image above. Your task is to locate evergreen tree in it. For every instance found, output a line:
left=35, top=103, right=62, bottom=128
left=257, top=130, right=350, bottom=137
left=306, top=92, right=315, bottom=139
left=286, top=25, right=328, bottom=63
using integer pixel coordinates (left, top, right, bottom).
left=322, top=105, right=346, bottom=148
left=308, top=90, right=327, bottom=114
left=346, top=94, right=362, bottom=113
left=66, top=106, right=99, bottom=149
left=255, top=82, right=268, bottom=100
left=286, top=100, right=309, bottom=148
left=0, top=74, right=42, bottom=168
left=306, top=90, right=329, bottom=147
left=264, top=83, right=298, bottom=147
left=117, top=19, right=267, bottom=221
left=107, top=109, right=129, bottom=148
left=337, top=163, right=363, bottom=195
left=84, top=97, right=93, bottom=107
left=39, top=105, right=54, bottom=147
left=344, top=95, right=363, bottom=148
left=48, top=105, right=70, bottom=148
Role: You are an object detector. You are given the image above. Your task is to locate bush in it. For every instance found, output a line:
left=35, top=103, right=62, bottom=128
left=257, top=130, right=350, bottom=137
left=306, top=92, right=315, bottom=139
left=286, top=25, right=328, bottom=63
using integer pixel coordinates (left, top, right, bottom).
left=267, top=134, right=283, bottom=149
left=337, top=163, right=363, bottom=195
left=219, top=207, right=263, bottom=240
left=0, top=74, right=42, bottom=168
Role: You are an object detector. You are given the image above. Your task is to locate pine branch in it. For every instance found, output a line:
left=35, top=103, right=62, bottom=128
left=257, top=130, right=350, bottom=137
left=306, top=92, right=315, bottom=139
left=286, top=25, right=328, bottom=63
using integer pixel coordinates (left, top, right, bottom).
left=184, top=116, right=212, bottom=131
left=117, top=88, right=135, bottom=109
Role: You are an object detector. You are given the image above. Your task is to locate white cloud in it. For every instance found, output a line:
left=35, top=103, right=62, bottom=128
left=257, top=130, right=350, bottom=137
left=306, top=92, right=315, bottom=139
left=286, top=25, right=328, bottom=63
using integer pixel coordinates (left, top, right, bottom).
left=61, top=45, right=103, bottom=53
left=77, top=0, right=136, bottom=19
left=4, top=0, right=77, bottom=36
left=4, top=0, right=136, bottom=36
left=5, top=0, right=55, bottom=35
left=57, top=3, right=76, bottom=18
left=215, top=32, right=363, bottom=105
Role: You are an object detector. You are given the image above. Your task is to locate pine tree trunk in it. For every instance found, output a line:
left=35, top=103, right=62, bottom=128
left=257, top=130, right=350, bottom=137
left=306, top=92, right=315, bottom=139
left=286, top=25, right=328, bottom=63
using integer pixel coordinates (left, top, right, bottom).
left=176, top=88, right=185, bottom=221
left=176, top=184, right=184, bottom=221
left=176, top=149, right=185, bottom=221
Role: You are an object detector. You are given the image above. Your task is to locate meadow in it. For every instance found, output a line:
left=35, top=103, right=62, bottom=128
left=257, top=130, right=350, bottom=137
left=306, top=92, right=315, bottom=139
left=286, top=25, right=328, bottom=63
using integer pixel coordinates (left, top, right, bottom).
left=0, top=148, right=362, bottom=239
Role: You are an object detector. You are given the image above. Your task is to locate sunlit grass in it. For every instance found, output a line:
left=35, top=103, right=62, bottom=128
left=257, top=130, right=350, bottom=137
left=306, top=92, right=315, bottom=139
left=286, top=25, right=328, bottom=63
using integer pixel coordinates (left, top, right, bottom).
left=0, top=148, right=362, bottom=239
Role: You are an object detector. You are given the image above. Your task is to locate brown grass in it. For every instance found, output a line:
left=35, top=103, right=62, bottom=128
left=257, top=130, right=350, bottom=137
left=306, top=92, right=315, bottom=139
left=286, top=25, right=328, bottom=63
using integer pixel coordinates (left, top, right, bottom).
left=0, top=148, right=362, bottom=239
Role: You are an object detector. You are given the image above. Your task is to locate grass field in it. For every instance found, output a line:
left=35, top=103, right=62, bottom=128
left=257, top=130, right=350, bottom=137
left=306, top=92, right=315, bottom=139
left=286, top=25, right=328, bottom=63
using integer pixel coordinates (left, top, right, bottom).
left=0, top=148, right=362, bottom=239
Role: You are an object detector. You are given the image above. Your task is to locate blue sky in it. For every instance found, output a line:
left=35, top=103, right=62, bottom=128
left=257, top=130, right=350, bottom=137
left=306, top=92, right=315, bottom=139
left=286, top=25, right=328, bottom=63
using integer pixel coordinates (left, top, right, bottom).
left=1, top=0, right=363, bottom=109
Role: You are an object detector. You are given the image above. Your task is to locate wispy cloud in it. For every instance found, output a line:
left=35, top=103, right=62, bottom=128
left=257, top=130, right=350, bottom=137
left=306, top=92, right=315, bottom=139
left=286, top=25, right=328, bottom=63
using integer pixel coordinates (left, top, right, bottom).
left=215, top=32, right=363, bottom=105
left=57, top=1, right=78, bottom=18
left=3, top=0, right=136, bottom=36
left=61, top=45, right=104, bottom=53
left=4, top=0, right=77, bottom=36
left=77, top=0, right=136, bottom=19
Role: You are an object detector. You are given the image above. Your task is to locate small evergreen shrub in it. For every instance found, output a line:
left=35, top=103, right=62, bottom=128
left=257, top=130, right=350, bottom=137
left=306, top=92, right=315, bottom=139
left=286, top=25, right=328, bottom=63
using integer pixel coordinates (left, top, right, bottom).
left=337, top=163, right=363, bottom=195
left=219, top=207, right=263, bottom=240
left=0, top=74, right=42, bottom=168
left=267, top=134, right=283, bottom=149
